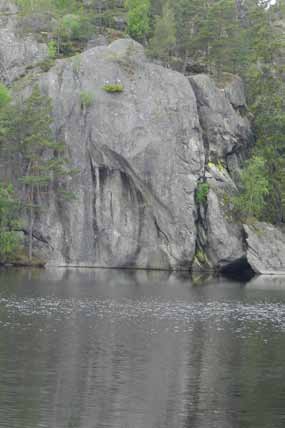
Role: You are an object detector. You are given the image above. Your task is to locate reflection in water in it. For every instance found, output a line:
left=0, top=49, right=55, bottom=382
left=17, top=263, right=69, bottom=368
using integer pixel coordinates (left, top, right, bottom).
left=0, top=269, right=285, bottom=428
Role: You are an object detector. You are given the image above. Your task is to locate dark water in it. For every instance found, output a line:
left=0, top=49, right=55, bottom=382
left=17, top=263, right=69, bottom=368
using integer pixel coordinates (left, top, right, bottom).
left=0, top=269, right=285, bottom=428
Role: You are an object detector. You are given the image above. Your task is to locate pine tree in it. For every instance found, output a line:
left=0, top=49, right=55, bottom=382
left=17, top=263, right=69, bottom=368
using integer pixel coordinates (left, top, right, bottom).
left=149, top=2, right=176, bottom=62
left=11, top=86, right=75, bottom=261
left=0, top=183, right=21, bottom=263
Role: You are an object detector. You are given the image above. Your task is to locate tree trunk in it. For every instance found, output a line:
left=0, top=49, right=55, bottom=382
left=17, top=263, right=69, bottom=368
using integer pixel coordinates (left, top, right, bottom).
left=28, top=187, right=34, bottom=262
left=28, top=205, right=34, bottom=262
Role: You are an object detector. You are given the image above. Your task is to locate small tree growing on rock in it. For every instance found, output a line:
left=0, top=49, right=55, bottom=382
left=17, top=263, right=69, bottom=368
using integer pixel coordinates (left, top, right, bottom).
left=149, top=2, right=176, bottom=62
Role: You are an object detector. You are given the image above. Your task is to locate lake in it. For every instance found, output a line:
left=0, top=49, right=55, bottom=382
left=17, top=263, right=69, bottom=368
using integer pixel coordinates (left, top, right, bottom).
left=0, top=268, right=285, bottom=428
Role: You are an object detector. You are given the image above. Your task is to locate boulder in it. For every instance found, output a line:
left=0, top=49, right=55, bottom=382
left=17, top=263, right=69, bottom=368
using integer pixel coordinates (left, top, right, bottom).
left=244, top=222, right=285, bottom=274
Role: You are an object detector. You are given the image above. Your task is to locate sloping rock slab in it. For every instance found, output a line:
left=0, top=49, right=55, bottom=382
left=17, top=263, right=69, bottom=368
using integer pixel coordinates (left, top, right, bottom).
left=200, top=165, right=245, bottom=270
left=244, top=222, right=285, bottom=274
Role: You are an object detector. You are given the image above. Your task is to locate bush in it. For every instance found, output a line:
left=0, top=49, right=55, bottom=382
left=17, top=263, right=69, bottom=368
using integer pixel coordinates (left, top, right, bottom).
left=80, top=91, right=95, bottom=109
left=103, top=83, right=124, bottom=93
left=61, top=14, right=81, bottom=39
left=196, top=182, right=209, bottom=204
left=48, top=40, right=57, bottom=59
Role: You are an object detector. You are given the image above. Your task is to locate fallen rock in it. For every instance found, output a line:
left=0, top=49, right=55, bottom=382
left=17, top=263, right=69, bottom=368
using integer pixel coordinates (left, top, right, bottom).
left=244, top=222, right=285, bottom=274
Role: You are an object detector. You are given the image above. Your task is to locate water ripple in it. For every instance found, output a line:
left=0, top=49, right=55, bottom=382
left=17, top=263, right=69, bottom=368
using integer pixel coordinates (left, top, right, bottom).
left=0, top=297, right=284, bottom=334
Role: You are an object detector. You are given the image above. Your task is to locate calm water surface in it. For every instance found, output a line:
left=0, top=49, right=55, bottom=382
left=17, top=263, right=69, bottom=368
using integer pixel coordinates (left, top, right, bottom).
left=0, top=269, right=285, bottom=428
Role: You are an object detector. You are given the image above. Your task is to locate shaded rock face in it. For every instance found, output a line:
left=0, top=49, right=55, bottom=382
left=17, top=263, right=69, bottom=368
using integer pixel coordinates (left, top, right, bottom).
left=244, top=223, right=285, bottom=274
left=34, top=39, right=205, bottom=268
left=190, top=73, right=252, bottom=271
left=189, top=74, right=252, bottom=170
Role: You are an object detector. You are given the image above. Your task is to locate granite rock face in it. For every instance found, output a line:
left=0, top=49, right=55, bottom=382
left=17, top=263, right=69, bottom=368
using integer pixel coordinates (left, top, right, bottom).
left=32, top=39, right=205, bottom=269
left=244, top=223, right=285, bottom=274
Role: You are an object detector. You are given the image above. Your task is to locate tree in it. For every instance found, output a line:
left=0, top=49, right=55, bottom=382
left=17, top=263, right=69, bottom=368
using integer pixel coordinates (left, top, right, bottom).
left=0, top=183, right=21, bottom=263
left=202, top=0, right=240, bottom=76
left=232, top=156, right=269, bottom=220
left=8, top=86, right=75, bottom=261
left=0, top=84, right=12, bottom=146
left=171, top=0, right=206, bottom=69
left=126, top=0, right=151, bottom=42
left=149, top=2, right=176, bottom=61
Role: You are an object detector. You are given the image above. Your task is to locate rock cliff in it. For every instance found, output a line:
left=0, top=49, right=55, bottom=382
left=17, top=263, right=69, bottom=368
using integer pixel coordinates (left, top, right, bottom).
left=0, top=5, right=257, bottom=271
left=0, top=1, right=48, bottom=83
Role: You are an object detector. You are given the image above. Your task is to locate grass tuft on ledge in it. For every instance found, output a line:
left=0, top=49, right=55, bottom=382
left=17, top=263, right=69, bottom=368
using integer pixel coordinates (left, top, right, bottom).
left=103, top=83, right=124, bottom=93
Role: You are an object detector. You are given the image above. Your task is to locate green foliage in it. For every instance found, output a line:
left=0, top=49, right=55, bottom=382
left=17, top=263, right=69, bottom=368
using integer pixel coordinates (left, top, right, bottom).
left=79, top=91, right=95, bottom=109
left=16, top=0, right=77, bottom=13
left=0, top=86, right=76, bottom=260
left=126, top=0, right=151, bottom=41
left=196, top=182, right=209, bottom=205
left=0, top=183, right=21, bottom=263
left=195, top=249, right=207, bottom=264
left=0, top=85, right=11, bottom=110
left=232, top=156, right=269, bottom=221
left=61, top=14, right=81, bottom=38
left=149, top=2, right=176, bottom=61
left=48, top=40, right=57, bottom=59
left=208, top=160, right=225, bottom=172
left=103, top=83, right=124, bottom=93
